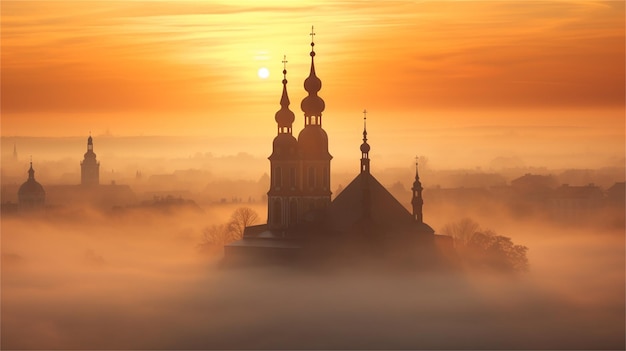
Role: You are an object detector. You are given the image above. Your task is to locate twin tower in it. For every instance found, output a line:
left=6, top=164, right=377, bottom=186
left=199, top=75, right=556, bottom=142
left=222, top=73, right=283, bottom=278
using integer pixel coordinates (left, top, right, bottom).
left=267, top=31, right=331, bottom=230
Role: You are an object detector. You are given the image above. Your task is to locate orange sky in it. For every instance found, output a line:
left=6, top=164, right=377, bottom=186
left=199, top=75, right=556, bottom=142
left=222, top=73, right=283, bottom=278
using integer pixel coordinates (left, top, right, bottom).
left=1, top=1, right=624, bottom=158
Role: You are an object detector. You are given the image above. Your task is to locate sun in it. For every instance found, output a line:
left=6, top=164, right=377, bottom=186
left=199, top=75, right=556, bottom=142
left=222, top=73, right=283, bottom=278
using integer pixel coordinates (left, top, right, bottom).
left=257, top=67, right=270, bottom=79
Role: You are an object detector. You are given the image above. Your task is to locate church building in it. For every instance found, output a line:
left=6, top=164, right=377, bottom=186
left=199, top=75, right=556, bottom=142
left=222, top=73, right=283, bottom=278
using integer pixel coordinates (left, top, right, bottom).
left=81, top=134, right=100, bottom=186
left=18, top=161, right=46, bottom=210
left=224, top=31, right=451, bottom=267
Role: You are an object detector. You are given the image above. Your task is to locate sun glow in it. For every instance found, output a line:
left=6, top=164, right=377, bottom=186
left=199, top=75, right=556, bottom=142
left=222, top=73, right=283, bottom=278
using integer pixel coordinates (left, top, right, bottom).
left=257, top=67, right=270, bottom=79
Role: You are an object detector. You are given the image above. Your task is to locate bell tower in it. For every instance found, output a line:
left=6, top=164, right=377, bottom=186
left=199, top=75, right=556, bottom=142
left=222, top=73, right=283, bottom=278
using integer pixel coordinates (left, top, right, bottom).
left=297, top=26, right=332, bottom=220
left=360, top=110, right=370, bottom=174
left=268, top=56, right=299, bottom=230
left=411, top=157, right=424, bottom=223
left=80, top=134, right=100, bottom=186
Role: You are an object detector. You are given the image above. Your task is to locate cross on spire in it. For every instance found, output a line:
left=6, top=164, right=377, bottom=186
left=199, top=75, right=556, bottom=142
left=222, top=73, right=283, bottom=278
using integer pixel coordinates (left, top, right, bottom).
left=282, top=55, right=287, bottom=69
left=310, top=26, right=315, bottom=43
left=362, top=109, right=368, bottom=140
left=415, top=155, right=419, bottom=166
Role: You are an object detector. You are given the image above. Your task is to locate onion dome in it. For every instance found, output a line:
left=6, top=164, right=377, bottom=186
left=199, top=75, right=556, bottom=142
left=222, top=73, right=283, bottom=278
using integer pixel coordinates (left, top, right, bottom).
left=360, top=111, right=370, bottom=153
left=301, top=29, right=325, bottom=118
left=298, top=126, right=330, bottom=158
left=412, top=159, right=423, bottom=190
left=270, top=133, right=298, bottom=160
left=275, top=57, right=295, bottom=128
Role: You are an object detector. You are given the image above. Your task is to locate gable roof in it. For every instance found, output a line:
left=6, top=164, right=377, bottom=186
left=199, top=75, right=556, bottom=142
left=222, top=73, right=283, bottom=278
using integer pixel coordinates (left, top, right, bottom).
left=329, top=171, right=417, bottom=233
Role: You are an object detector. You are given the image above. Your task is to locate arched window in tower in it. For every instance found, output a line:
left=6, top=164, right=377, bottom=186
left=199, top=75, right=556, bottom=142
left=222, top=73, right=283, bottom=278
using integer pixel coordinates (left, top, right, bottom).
left=290, top=167, right=296, bottom=189
left=273, top=199, right=282, bottom=225
left=274, top=167, right=282, bottom=189
left=289, top=199, right=298, bottom=226
left=308, top=167, right=315, bottom=188
left=322, top=167, right=328, bottom=189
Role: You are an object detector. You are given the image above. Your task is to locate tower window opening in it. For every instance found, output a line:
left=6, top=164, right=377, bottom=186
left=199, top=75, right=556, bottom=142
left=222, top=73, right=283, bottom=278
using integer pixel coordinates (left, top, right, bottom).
left=323, top=167, right=328, bottom=187
left=308, top=167, right=315, bottom=188
left=290, top=200, right=298, bottom=226
left=274, top=167, right=282, bottom=189
left=290, top=168, right=296, bottom=188
left=273, top=199, right=282, bottom=225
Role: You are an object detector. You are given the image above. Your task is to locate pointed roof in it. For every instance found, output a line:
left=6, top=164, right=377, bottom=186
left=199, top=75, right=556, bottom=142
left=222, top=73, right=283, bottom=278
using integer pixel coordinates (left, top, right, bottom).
left=301, top=26, right=325, bottom=118
left=360, top=110, right=370, bottom=154
left=412, top=157, right=422, bottom=190
left=28, top=161, right=35, bottom=179
left=329, top=172, right=434, bottom=234
left=275, top=55, right=295, bottom=129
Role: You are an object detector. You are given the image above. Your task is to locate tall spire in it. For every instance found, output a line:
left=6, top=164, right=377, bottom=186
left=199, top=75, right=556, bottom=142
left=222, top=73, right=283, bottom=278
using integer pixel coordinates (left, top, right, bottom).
left=411, top=156, right=424, bottom=223
left=301, top=25, right=325, bottom=125
left=81, top=133, right=100, bottom=186
left=28, top=156, right=35, bottom=180
left=13, top=142, right=17, bottom=161
left=360, top=109, right=370, bottom=173
left=275, top=55, right=295, bottom=135
left=87, top=132, right=93, bottom=152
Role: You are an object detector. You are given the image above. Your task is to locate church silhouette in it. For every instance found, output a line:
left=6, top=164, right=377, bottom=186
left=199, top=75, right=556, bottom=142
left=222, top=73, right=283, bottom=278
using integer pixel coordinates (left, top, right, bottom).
left=225, top=30, right=453, bottom=267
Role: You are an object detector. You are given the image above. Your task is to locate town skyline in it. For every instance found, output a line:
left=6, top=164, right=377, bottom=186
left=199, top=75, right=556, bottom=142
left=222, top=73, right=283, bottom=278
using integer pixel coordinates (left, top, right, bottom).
left=1, top=2, right=624, bottom=349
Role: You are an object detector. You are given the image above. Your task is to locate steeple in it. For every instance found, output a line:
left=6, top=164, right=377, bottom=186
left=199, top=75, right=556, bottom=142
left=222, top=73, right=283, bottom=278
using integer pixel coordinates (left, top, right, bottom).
left=81, top=133, right=100, bottom=186
left=274, top=55, right=295, bottom=135
left=268, top=56, right=300, bottom=231
left=87, top=132, right=93, bottom=152
left=28, top=158, right=35, bottom=180
left=13, top=143, right=18, bottom=161
left=360, top=109, right=370, bottom=173
left=411, top=156, right=424, bottom=223
left=300, top=26, right=325, bottom=126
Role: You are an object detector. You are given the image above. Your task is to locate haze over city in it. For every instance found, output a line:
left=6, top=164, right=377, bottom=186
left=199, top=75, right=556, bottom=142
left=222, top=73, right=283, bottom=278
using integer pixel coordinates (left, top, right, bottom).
left=1, top=1, right=624, bottom=350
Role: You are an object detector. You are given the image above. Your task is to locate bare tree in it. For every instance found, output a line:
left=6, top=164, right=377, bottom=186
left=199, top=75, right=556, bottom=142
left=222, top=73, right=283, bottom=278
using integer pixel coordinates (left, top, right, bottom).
left=198, top=207, right=260, bottom=254
left=441, top=218, right=529, bottom=272
left=441, top=217, right=481, bottom=245
left=227, top=207, right=259, bottom=240
left=199, top=224, right=236, bottom=249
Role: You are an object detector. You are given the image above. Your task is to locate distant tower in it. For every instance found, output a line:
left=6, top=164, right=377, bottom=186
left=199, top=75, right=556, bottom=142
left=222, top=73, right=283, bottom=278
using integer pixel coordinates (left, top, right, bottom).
left=80, top=134, right=100, bottom=186
left=268, top=55, right=299, bottom=230
left=411, top=157, right=424, bottom=223
left=360, top=110, right=370, bottom=174
left=18, top=160, right=46, bottom=210
left=13, top=143, right=18, bottom=161
left=297, top=26, right=332, bottom=219
left=360, top=110, right=371, bottom=218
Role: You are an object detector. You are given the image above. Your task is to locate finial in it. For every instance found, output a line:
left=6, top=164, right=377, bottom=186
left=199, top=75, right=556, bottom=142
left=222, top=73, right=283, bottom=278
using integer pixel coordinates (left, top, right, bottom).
left=362, top=109, right=368, bottom=141
left=310, top=26, right=316, bottom=55
left=414, top=155, right=421, bottom=181
left=30, top=155, right=32, bottom=164
left=275, top=55, right=295, bottom=129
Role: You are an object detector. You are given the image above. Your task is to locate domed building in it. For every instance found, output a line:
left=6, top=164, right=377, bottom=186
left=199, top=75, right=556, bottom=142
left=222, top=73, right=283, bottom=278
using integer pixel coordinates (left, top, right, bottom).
left=18, top=161, right=46, bottom=210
